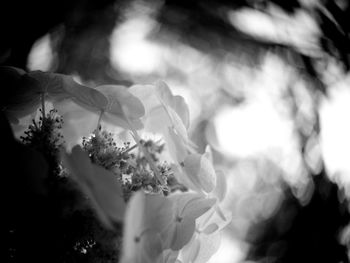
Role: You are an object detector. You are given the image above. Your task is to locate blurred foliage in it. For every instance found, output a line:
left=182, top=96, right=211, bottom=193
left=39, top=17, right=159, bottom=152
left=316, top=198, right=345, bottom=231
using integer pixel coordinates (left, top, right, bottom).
left=1, top=0, right=350, bottom=89
left=245, top=169, right=350, bottom=263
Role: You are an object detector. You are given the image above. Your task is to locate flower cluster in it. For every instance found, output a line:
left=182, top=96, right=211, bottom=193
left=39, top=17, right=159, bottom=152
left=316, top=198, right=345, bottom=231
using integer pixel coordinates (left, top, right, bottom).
left=8, top=68, right=231, bottom=263
left=82, top=128, right=181, bottom=201
left=21, top=108, right=64, bottom=179
left=99, top=81, right=232, bottom=263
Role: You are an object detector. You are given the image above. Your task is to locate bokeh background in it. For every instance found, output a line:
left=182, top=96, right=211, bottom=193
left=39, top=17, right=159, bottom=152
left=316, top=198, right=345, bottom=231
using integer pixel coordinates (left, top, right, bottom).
left=2, top=0, right=350, bottom=262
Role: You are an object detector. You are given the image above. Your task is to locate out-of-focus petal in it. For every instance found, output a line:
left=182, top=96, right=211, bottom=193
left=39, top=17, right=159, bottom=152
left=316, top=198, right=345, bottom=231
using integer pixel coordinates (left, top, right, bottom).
left=122, top=191, right=173, bottom=262
left=55, top=99, right=99, bottom=149
left=61, top=145, right=125, bottom=228
left=211, top=170, right=227, bottom=202
left=193, top=231, right=222, bottom=263
left=96, top=84, right=145, bottom=120
left=184, top=153, right=217, bottom=193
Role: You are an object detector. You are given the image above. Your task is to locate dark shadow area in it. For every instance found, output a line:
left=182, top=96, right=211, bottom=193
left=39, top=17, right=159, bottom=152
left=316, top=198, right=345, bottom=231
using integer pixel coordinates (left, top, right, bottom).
left=246, top=169, right=350, bottom=263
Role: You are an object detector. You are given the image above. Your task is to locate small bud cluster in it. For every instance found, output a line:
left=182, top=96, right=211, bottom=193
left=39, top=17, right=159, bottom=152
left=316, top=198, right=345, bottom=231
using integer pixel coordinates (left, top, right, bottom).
left=82, top=129, right=182, bottom=201
left=21, top=109, right=64, bottom=179
left=82, top=128, right=131, bottom=172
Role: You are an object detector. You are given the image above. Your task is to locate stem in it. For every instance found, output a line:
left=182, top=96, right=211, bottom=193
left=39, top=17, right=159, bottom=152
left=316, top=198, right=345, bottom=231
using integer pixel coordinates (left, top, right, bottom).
left=122, top=109, right=165, bottom=185
left=122, top=143, right=138, bottom=153
left=41, top=93, right=46, bottom=125
left=97, top=110, right=104, bottom=130
left=215, top=205, right=227, bottom=221
left=131, top=130, right=165, bottom=185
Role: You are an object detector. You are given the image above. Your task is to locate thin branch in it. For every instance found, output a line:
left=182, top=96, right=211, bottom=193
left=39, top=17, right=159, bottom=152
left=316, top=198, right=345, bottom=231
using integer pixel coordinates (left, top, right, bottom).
left=122, top=143, right=138, bottom=153
left=97, top=110, right=104, bottom=130
left=41, top=93, right=46, bottom=126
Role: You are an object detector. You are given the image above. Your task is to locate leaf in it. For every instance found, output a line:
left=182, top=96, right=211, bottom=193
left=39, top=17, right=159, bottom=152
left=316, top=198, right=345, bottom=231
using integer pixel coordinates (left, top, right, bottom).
left=179, top=231, right=221, bottom=263
left=143, top=193, right=174, bottom=233
left=122, top=191, right=145, bottom=257
left=197, top=156, right=217, bottom=193
left=89, top=164, right=126, bottom=223
left=129, top=82, right=191, bottom=137
left=165, top=127, right=188, bottom=164
left=27, top=71, right=108, bottom=110
left=55, top=99, right=99, bottom=150
left=0, top=67, right=41, bottom=120
left=122, top=191, right=172, bottom=263
left=128, top=84, right=174, bottom=135
left=145, top=107, right=193, bottom=164
left=121, top=229, right=163, bottom=263
left=211, top=170, right=227, bottom=202
left=170, top=216, right=196, bottom=250
left=102, top=112, right=144, bottom=130
left=61, top=145, right=125, bottom=228
left=129, top=82, right=195, bottom=164
left=144, top=105, right=172, bottom=133
left=152, top=81, right=189, bottom=140
left=128, top=84, right=159, bottom=114
left=184, top=153, right=217, bottom=193
left=170, top=164, right=202, bottom=193
left=193, top=231, right=222, bottom=263
left=183, top=155, right=202, bottom=190
left=178, top=234, right=200, bottom=263
left=163, top=249, right=179, bottom=263
left=197, top=206, right=233, bottom=235
left=155, top=80, right=190, bottom=129
left=163, top=105, right=188, bottom=141
left=182, top=196, right=217, bottom=219
left=154, top=80, right=173, bottom=103
left=95, top=85, right=145, bottom=130
left=0, top=66, right=26, bottom=76
left=161, top=193, right=216, bottom=250
left=61, top=76, right=108, bottom=110
left=204, top=145, right=214, bottom=163
left=96, top=85, right=145, bottom=119
left=201, top=223, right=219, bottom=234
left=25, top=71, right=67, bottom=98
left=142, top=231, right=164, bottom=263
left=171, top=95, right=190, bottom=129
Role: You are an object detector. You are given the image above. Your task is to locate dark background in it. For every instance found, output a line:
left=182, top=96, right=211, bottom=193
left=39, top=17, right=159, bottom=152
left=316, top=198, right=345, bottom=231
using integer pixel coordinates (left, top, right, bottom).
left=1, top=0, right=350, bottom=262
